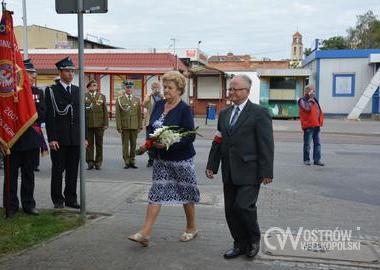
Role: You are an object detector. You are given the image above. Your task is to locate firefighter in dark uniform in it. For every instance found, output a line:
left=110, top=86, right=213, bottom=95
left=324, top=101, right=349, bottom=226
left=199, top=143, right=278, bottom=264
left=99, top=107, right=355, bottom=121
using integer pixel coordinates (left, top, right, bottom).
left=45, top=57, right=81, bottom=209
left=85, top=79, right=108, bottom=170
left=1, top=59, right=46, bottom=217
left=24, top=59, right=48, bottom=172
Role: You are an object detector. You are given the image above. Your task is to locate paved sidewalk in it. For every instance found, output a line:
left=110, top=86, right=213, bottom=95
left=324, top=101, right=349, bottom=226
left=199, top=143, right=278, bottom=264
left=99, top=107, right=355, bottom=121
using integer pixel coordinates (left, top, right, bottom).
left=1, top=181, right=379, bottom=270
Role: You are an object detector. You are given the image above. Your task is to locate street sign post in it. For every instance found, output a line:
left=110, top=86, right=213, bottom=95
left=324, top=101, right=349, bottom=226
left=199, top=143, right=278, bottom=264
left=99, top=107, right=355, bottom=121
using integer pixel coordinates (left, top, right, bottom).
left=55, top=0, right=108, bottom=218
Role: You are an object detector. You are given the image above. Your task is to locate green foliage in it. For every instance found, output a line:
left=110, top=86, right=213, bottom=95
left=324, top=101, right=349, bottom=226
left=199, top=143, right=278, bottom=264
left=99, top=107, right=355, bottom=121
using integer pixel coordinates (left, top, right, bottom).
left=0, top=209, right=84, bottom=256
left=304, top=48, right=312, bottom=57
left=320, top=36, right=350, bottom=50
left=319, top=10, right=380, bottom=50
left=347, top=10, right=380, bottom=48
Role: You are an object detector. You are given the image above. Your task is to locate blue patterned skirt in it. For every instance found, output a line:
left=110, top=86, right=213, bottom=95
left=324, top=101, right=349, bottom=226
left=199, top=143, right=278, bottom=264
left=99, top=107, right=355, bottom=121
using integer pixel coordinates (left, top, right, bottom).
left=148, top=158, right=200, bottom=204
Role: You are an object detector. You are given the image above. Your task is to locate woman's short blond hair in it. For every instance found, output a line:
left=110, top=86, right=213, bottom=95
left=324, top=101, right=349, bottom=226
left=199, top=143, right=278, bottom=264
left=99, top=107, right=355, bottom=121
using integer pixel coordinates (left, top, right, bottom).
left=162, top=71, right=186, bottom=95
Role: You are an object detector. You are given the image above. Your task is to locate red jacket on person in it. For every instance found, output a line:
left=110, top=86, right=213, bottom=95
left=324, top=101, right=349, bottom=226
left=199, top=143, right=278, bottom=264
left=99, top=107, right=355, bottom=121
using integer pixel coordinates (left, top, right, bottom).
left=298, top=97, right=324, bottom=130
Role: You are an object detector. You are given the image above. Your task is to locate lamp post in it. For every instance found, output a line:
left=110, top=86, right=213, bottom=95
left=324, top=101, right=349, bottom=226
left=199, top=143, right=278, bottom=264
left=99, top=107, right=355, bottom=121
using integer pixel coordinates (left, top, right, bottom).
left=22, top=0, right=28, bottom=59
left=171, top=38, right=178, bottom=70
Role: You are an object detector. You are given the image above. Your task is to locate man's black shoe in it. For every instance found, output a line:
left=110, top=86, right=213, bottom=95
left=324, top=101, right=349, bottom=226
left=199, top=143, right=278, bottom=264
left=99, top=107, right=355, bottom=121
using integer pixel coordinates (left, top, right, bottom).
left=223, top=247, right=245, bottom=259
left=24, top=208, right=39, bottom=215
left=124, top=164, right=130, bottom=169
left=95, top=165, right=101, bottom=170
left=54, top=203, right=64, bottom=209
left=34, top=167, right=40, bottom=172
left=87, top=164, right=94, bottom=170
left=314, top=161, right=325, bottom=166
left=129, top=164, right=138, bottom=169
left=6, top=208, right=18, bottom=218
left=147, top=160, right=153, bottom=167
left=246, top=243, right=260, bottom=259
left=66, top=202, right=80, bottom=209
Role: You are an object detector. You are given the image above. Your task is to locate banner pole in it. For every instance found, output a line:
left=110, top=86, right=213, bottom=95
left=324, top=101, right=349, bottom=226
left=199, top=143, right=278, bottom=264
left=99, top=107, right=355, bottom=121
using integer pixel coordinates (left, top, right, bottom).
left=4, top=154, right=11, bottom=218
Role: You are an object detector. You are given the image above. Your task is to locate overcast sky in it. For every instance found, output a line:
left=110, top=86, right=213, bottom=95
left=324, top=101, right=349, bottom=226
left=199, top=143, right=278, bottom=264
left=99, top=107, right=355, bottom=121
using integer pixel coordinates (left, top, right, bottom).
left=5, top=0, right=380, bottom=59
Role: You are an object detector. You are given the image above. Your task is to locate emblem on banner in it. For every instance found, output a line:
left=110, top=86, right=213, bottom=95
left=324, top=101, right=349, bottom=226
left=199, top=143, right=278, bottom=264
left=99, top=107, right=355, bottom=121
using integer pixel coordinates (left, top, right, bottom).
left=0, top=60, right=23, bottom=96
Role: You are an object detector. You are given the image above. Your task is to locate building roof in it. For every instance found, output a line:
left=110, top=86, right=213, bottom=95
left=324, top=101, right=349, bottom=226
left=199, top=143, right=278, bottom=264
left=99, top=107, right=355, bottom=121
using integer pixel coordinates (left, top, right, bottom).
left=303, top=49, right=380, bottom=66
left=27, top=51, right=188, bottom=74
left=257, top=68, right=311, bottom=77
left=15, top=24, right=67, bottom=34
left=189, top=65, right=225, bottom=75
left=208, top=59, right=289, bottom=72
left=66, top=35, right=119, bottom=49
left=293, top=32, right=302, bottom=37
left=208, top=54, right=251, bottom=62
left=15, top=24, right=119, bottom=49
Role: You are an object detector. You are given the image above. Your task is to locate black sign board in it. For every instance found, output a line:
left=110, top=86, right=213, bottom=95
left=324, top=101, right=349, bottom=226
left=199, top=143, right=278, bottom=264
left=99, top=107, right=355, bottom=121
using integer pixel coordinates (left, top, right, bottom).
left=55, top=0, right=108, bottom=14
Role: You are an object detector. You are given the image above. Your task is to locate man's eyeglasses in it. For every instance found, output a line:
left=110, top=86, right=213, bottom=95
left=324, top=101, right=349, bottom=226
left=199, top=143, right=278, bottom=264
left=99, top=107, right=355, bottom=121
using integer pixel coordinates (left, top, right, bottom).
left=228, top=87, right=247, bottom=92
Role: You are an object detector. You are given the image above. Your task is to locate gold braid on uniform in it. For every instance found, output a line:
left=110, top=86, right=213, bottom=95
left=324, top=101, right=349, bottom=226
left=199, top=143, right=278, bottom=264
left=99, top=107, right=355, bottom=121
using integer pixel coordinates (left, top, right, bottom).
left=86, top=95, right=103, bottom=109
left=117, top=96, right=131, bottom=112
left=48, top=87, right=73, bottom=119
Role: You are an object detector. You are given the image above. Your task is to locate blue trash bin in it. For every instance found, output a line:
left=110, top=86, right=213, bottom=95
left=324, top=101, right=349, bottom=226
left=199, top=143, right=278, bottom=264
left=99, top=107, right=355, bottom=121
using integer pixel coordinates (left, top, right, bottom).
left=207, top=105, right=216, bottom=120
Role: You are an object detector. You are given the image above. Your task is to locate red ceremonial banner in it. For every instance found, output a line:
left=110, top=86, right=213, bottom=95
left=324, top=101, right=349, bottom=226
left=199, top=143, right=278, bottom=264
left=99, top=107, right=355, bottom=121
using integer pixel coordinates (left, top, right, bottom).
left=0, top=9, right=37, bottom=150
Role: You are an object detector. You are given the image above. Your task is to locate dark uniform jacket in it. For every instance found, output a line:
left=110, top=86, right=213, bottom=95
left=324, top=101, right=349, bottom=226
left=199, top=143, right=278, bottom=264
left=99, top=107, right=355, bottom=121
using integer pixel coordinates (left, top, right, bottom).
left=12, top=86, right=46, bottom=152
left=207, top=100, right=274, bottom=185
left=45, top=82, right=80, bottom=146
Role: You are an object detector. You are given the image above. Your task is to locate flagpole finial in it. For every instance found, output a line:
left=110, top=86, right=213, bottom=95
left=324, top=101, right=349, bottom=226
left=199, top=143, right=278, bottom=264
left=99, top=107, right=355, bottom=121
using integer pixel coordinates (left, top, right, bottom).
left=2, top=1, right=6, bottom=12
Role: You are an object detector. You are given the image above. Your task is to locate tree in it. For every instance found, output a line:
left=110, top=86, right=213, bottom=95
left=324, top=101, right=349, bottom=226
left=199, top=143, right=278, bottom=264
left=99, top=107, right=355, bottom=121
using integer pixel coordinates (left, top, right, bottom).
left=304, top=48, right=312, bottom=57
left=320, top=36, right=350, bottom=50
left=347, top=10, right=380, bottom=48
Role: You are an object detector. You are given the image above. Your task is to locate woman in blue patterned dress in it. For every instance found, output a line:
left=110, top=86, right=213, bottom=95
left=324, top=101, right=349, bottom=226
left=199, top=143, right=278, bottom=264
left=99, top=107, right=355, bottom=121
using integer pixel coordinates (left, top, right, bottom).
left=128, top=71, right=200, bottom=247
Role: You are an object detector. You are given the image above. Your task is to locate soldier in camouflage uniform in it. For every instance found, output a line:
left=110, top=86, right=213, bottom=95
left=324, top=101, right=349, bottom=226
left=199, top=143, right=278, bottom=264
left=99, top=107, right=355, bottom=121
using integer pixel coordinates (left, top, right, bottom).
left=116, top=81, right=142, bottom=169
left=85, top=80, right=108, bottom=170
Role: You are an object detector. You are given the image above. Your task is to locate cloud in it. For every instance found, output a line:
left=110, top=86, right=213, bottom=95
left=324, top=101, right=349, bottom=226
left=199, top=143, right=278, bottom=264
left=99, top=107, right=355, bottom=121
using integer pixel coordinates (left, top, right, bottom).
left=4, top=0, right=380, bottom=59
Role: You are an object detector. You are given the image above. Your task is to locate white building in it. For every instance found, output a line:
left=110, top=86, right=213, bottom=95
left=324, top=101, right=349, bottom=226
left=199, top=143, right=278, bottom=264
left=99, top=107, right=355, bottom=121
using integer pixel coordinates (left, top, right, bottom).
left=303, top=49, right=380, bottom=116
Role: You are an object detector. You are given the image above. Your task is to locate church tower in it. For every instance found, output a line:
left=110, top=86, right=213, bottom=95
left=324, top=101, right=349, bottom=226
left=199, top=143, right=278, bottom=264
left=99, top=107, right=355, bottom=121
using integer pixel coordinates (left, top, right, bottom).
left=291, top=32, right=303, bottom=61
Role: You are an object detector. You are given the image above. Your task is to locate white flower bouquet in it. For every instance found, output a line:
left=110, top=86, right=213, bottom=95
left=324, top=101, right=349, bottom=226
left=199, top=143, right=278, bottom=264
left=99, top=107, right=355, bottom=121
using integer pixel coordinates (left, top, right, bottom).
left=136, top=126, right=199, bottom=154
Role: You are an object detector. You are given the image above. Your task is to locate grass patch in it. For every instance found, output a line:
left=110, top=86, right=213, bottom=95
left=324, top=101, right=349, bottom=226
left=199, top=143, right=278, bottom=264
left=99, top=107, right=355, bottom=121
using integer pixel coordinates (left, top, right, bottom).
left=0, top=208, right=84, bottom=256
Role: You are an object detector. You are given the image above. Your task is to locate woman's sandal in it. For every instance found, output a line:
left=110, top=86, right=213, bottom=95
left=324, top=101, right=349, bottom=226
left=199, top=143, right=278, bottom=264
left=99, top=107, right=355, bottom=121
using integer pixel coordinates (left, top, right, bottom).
left=179, top=230, right=199, bottom=242
left=128, top=232, right=150, bottom=247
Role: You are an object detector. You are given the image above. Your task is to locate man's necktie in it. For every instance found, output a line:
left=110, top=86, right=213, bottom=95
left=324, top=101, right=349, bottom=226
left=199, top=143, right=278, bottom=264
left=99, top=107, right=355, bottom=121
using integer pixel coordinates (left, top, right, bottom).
left=66, top=85, right=71, bottom=94
left=230, top=106, right=240, bottom=127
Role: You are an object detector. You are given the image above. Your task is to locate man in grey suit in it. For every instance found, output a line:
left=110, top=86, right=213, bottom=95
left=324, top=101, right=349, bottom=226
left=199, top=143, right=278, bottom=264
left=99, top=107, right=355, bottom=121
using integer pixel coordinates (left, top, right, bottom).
left=206, top=75, right=274, bottom=259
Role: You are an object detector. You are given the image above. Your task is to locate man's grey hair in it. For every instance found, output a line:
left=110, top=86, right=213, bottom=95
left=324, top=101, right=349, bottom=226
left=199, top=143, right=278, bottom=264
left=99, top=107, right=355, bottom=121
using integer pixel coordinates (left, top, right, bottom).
left=232, top=74, right=252, bottom=90
left=304, top=84, right=315, bottom=91
left=151, top=81, right=161, bottom=89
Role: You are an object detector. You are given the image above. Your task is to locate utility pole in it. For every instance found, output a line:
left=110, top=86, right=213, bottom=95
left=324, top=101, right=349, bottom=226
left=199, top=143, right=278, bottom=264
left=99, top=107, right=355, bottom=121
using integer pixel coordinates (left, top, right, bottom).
left=171, top=38, right=178, bottom=70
